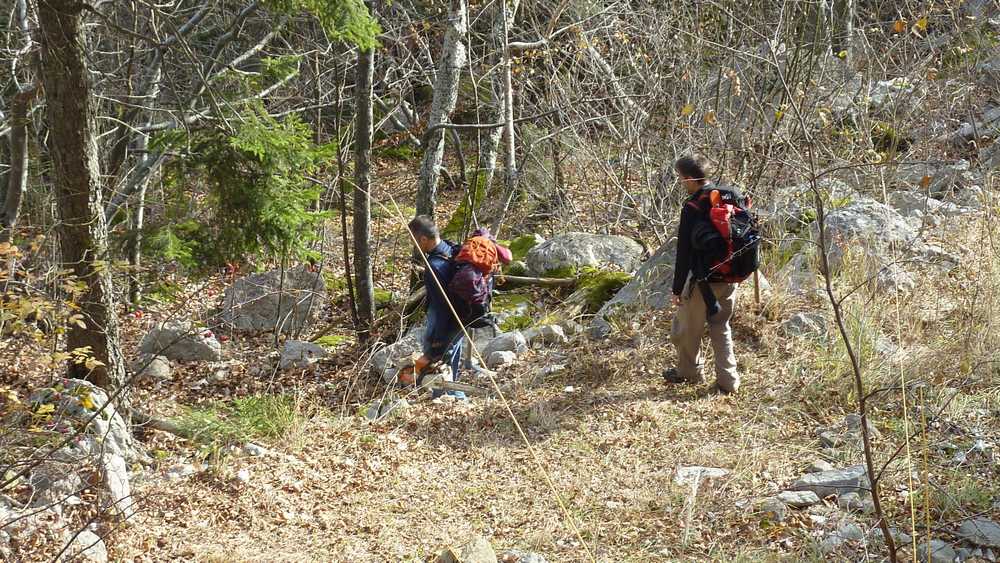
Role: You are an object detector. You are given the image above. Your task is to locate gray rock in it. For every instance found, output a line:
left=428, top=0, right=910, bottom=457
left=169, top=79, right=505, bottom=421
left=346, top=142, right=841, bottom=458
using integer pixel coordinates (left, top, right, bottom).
left=100, top=453, right=135, bottom=520
left=525, top=232, right=643, bottom=276
left=957, top=518, right=1000, bottom=548
left=783, top=312, right=826, bottom=337
left=370, top=324, right=425, bottom=384
left=837, top=492, right=866, bottom=512
left=487, top=350, right=517, bottom=368
left=812, top=197, right=919, bottom=272
left=835, top=522, right=866, bottom=542
left=67, top=530, right=109, bottom=563
left=166, top=463, right=199, bottom=480
left=28, top=379, right=133, bottom=461
left=876, top=263, right=917, bottom=293
left=279, top=340, right=329, bottom=370
left=558, top=319, right=584, bottom=336
left=806, top=460, right=835, bottom=473
left=777, top=490, right=822, bottom=508
left=929, top=160, right=981, bottom=198
left=522, top=324, right=568, bottom=347
left=139, top=320, right=222, bottom=362
left=221, top=266, right=325, bottom=333
left=673, top=466, right=729, bottom=486
left=918, top=539, right=959, bottom=563
left=437, top=535, right=497, bottom=563
left=764, top=178, right=859, bottom=232
left=500, top=550, right=548, bottom=563
left=483, top=331, right=528, bottom=357
left=868, top=77, right=920, bottom=112
left=131, top=354, right=171, bottom=380
left=818, top=429, right=843, bottom=448
left=364, top=399, right=410, bottom=422
left=759, top=498, right=787, bottom=523
left=244, top=443, right=268, bottom=457
left=790, top=465, right=869, bottom=498
left=591, top=238, right=676, bottom=338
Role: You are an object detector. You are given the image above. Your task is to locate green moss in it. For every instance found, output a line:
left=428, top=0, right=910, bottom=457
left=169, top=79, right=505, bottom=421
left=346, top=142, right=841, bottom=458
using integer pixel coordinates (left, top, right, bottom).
left=543, top=265, right=578, bottom=278
left=871, top=122, right=911, bottom=154
left=315, top=334, right=351, bottom=349
left=507, top=234, right=541, bottom=261
left=372, top=204, right=415, bottom=220
left=376, top=143, right=418, bottom=161
left=493, top=292, right=531, bottom=312
left=500, top=314, right=533, bottom=332
left=323, top=272, right=347, bottom=293
left=504, top=261, right=527, bottom=276
left=441, top=181, right=487, bottom=241
left=374, top=288, right=393, bottom=306
left=830, top=196, right=853, bottom=209
left=577, top=267, right=632, bottom=311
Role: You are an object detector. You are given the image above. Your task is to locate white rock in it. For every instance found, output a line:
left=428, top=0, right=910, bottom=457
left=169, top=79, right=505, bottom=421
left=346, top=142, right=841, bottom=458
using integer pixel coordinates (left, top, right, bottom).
left=673, top=466, right=729, bottom=486
left=244, top=443, right=269, bottom=457
left=279, top=340, right=329, bottom=370
left=131, top=354, right=171, bottom=380
left=236, top=468, right=251, bottom=484
left=525, top=232, right=643, bottom=275
left=67, top=530, right=109, bottom=563
left=486, top=350, right=517, bottom=368
left=483, top=331, right=528, bottom=357
left=777, top=490, right=822, bottom=508
left=139, top=320, right=222, bottom=362
left=783, top=312, right=826, bottom=337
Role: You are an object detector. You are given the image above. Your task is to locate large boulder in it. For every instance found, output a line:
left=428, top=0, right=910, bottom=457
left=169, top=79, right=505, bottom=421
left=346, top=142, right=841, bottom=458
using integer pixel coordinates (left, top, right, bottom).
left=483, top=331, right=528, bottom=357
left=764, top=178, right=859, bottom=232
left=525, top=232, right=643, bottom=276
left=139, top=320, right=222, bottom=362
left=956, top=518, right=1000, bottom=548
left=811, top=197, right=919, bottom=271
left=221, top=266, right=325, bottom=333
left=590, top=239, right=676, bottom=339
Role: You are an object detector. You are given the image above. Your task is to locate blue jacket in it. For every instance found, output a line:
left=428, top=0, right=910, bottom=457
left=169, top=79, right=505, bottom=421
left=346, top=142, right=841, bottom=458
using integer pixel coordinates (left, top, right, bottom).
left=423, top=241, right=459, bottom=359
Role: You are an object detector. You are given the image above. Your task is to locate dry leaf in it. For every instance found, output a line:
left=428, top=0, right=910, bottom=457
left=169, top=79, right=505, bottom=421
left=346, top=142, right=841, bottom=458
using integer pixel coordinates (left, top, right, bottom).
left=892, top=19, right=906, bottom=34
left=704, top=110, right=718, bottom=125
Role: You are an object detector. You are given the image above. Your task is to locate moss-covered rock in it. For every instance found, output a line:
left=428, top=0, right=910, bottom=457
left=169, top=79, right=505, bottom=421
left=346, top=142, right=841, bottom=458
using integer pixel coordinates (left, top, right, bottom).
left=507, top=234, right=544, bottom=261
left=315, top=334, right=351, bottom=350
left=577, top=267, right=632, bottom=311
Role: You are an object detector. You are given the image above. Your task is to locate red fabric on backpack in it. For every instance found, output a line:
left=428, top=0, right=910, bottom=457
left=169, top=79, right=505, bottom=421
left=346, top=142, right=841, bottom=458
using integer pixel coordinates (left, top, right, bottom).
left=456, top=236, right=498, bottom=274
left=709, top=200, right=735, bottom=275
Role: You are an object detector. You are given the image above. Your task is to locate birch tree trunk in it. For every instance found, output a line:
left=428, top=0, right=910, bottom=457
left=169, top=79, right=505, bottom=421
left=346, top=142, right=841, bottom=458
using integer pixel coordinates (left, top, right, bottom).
left=354, top=46, right=376, bottom=342
left=414, top=0, right=468, bottom=220
left=479, top=0, right=520, bottom=197
left=0, top=89, right=33, bottom=244
left=37, top=0, right=126, bottom=392
left=490, top=0, right=519, bottom=234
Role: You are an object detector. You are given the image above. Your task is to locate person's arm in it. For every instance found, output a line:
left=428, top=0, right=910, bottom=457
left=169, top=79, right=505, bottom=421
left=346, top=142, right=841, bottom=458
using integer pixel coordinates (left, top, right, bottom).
left=672, top=203, right=696, bottom=295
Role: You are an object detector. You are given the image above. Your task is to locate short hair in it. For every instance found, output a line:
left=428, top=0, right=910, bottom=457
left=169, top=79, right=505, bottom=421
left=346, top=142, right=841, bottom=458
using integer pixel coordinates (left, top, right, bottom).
left=408, top=215, right=438, bottom=239
left=675, top=154, right=709, bottom=180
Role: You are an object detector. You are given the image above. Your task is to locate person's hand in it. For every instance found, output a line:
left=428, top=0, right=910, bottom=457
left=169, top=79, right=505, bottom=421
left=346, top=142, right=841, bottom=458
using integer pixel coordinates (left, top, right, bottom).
left=671, top=294, right=682, bottom=307
left=414, top=355, right=430, bottom=374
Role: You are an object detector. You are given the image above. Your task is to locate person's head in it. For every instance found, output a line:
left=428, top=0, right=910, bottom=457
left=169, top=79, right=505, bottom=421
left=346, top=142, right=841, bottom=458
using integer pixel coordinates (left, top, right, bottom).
left=408, top=215, right=440, bottom=253
left=675, top=154, right=710, bottom=194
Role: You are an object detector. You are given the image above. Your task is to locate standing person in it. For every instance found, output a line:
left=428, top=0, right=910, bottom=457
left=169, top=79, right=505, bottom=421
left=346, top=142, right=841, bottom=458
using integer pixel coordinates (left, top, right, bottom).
left=408, top=216, right=464, bottom=397
left=664, top=155, right=741, bottom=394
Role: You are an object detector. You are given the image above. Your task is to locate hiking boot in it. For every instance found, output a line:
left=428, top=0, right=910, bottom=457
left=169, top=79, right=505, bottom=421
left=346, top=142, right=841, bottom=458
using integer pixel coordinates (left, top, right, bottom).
left=662, top=367, right=703, bottom=385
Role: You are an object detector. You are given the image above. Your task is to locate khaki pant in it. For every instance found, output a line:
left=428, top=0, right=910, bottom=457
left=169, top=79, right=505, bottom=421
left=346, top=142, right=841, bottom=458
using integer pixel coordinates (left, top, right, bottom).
left=670, top=280, right=740, bottom=392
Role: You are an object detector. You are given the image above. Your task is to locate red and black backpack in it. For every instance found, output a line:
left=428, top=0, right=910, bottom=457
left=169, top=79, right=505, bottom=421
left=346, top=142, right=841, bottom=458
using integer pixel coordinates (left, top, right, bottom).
left=688, top=185, right=761, bottom=283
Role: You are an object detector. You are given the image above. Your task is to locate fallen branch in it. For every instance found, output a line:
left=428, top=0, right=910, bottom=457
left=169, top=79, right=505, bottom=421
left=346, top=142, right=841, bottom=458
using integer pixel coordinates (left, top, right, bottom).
left=129, top=409, right=190, bottom=439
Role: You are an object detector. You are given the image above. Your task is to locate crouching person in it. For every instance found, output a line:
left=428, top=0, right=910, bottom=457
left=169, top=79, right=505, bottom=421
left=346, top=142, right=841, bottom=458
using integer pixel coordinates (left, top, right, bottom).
left=408, top=215, right=465, bottom=399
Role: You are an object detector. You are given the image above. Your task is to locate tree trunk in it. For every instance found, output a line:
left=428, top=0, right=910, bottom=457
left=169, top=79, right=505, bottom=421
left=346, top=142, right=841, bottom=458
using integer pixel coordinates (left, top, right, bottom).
left=0, top=88, right=33, bottom=244
left=479, top=0, right=520, bottom=199
left=490, top=0, right=519, bottom=235
left=353, top=46, right=376, bottom=342
left=414, top=0, right=468, bottom=220
left=37, top=0, right=126, bottom=392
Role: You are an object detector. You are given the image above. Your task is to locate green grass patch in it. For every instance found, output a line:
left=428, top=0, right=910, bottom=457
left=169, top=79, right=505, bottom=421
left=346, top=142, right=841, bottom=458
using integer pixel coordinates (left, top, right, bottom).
left=175, top=394, right=306, bottom=450
left=315, top=334, right=351, bottom=349
left=374, top=288, right=394, bottom=306
left=376, top=143, right=418, bottom=161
